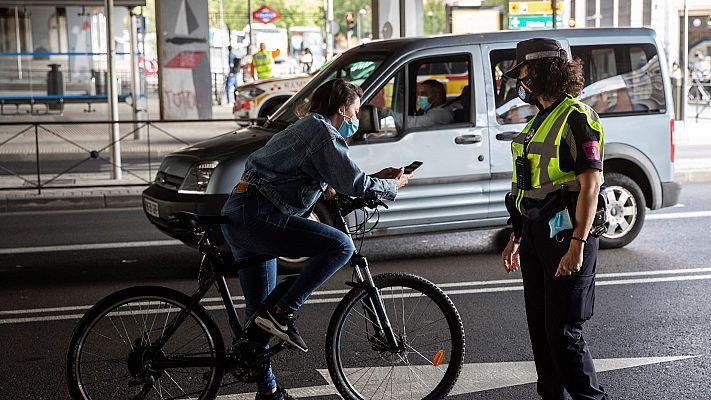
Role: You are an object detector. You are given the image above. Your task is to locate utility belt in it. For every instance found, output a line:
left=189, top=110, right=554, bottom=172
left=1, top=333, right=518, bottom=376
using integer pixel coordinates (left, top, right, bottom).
left=510, top=185, right=608, bottom=238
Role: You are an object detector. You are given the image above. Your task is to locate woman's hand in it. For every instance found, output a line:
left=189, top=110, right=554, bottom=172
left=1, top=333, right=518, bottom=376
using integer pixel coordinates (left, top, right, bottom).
left=501, top=239, right=520, bottom=273
left=555, top=241, right=584, bottom=277
left=373, top=167, right=403, bottom=179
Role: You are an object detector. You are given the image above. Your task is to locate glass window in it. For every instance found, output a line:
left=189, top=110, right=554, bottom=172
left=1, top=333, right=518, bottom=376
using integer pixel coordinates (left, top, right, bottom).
left=490, top=43, right=665, bottom=125
left=490, top=49, right=537, bottom=125
left=361, top=69, right=405, bottom=140
left=407, top=57, right=472, bottom=128
left=272, top=54, right=388, bottom=124
left=575, top=43, right=665, bottom=115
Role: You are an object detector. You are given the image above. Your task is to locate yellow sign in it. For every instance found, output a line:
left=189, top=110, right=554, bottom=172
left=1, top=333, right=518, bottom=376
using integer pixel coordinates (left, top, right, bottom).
left=509, top=1, right=562, bottom=15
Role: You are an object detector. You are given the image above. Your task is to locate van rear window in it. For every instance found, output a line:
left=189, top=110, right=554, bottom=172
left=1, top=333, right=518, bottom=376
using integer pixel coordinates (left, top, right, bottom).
left=491, top=43, right=666, bottom=125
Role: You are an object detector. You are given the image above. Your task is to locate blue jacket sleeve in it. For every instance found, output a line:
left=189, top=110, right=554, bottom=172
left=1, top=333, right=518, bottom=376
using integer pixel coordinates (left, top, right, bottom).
left=306, top=137, right=398, bottom=201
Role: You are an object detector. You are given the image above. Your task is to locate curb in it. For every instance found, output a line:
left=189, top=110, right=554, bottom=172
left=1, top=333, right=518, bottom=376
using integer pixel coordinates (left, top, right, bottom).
left=674, top=170, right=711, bottom=184
left=1, top=193, right=143, bottom=213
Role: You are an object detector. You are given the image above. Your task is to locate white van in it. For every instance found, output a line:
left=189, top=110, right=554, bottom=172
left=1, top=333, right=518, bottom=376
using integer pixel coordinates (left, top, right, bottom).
left=144, top=28, right=681, bottom=269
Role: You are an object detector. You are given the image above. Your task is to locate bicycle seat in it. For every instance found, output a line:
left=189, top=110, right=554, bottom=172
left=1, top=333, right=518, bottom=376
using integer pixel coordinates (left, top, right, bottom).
left=169, top=212, right=230, bottom=230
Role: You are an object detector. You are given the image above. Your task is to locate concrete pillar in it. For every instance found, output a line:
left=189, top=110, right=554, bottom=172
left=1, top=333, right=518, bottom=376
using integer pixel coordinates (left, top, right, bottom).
left=66, top=6, right=93, bottom=82
left=28, top=7, right=53, bottom=58
left=372, top=0, right=423, bottom=39
left=630, top=0, right=644, bottom=26
left=575, top=0, right=586, bottom=27
left=372, top=0, right=400, bottom=39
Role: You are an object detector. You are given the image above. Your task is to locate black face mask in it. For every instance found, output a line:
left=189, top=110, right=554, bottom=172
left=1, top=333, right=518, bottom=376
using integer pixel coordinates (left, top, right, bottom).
left=516, top=75, right=536, bottom=105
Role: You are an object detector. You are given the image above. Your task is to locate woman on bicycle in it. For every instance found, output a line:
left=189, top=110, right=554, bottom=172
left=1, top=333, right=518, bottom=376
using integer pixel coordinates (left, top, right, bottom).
left=221, top=78, right=411, bottom=400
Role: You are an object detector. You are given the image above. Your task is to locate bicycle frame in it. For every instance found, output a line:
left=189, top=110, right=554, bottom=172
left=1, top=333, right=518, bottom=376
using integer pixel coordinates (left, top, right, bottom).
left=152, top=196, right=403, bottom=369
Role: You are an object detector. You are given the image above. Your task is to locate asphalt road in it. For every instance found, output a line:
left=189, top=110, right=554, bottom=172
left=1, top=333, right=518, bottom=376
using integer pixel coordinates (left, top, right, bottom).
left=1, top=183, right=710, bottom=399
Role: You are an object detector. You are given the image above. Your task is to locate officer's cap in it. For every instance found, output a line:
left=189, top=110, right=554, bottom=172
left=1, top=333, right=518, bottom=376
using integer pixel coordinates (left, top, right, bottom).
left=504, top=38, right=568, bottom=79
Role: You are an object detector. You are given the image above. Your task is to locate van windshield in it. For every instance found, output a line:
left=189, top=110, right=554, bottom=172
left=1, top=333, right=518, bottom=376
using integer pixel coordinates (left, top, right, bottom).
left=269, top=53, right=388, bottom=125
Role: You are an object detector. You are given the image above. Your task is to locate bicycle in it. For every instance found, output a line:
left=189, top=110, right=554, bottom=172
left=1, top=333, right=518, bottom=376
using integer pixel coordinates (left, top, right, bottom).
left=66, top=193, right=466, bottom=400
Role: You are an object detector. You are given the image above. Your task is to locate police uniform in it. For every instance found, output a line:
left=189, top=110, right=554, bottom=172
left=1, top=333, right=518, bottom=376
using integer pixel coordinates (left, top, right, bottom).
left=253, top=49, right=273, bottom=79
left=505, top=39, right=609, bottom=400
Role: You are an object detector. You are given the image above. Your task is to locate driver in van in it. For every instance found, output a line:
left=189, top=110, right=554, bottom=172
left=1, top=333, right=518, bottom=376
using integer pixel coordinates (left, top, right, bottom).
left=220, top=78, right=411, bottom=400
left=377, top=79, right=460, bottom=129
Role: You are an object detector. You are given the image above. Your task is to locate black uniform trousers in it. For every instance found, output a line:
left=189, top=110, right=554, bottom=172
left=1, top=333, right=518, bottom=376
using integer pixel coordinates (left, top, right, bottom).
left=520, top=216, right=608, bottom=400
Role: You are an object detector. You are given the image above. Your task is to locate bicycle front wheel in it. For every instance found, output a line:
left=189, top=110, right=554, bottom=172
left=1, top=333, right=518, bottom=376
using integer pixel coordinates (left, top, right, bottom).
left=326, top=273, right=465, bottom=400
left=67, top=286, right=225, bottom=400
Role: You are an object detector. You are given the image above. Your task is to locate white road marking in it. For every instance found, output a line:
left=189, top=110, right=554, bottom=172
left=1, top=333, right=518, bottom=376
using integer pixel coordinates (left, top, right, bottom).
left=647, top=210, right=711, bottom=220
left=2, top=267, right=711, bottom=325
left=0, top=240, right=183, bottom=255
left=0, top=209, right=708, bottom=255
left=216, top=356, right=698, bottom=399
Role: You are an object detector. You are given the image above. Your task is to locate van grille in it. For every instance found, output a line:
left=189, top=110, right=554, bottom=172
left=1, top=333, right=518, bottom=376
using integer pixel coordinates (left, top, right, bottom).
left=154, top=171, right=184, bottom=191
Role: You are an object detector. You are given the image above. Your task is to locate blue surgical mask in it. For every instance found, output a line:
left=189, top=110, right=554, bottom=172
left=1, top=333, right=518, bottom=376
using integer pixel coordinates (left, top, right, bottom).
left=417, top=96, right=431, bottom=111
left=338, top=114, right=359, bottom=138
left=548, top=208, right=573, bottom=238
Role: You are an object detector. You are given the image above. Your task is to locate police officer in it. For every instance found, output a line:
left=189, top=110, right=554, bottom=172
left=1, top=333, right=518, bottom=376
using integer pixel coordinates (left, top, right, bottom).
left=252, top=42, right=274, bottom=80
left=500, top=38, right=609, bottom=400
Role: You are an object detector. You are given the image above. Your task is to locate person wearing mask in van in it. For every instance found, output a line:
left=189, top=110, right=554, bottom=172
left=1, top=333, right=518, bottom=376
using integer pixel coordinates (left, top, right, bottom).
left=220, top=78, right=411, bottom=400
left=500, top=38, right=609, bottom=400
left=378, top=79, right=457, bottom=129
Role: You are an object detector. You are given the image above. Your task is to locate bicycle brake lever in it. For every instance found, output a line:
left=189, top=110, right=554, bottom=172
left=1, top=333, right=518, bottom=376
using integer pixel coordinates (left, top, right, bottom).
left=377, top=200, right=389, bottom=209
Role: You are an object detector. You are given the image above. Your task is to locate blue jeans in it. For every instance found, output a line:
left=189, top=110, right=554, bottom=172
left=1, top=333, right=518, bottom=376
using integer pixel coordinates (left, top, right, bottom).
left=220, top=189, right=355, bottom=390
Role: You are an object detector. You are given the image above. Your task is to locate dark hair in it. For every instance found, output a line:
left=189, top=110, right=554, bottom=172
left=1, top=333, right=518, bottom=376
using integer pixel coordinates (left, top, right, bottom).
left=308, top=79, right=363, bottom=117
left=420, top=79, right=446, bottom=105
left=526, top=55, right=585, bottom=100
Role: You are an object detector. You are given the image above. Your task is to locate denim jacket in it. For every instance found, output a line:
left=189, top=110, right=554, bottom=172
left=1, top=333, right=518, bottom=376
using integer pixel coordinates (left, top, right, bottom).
left=241, top=113, right=398, bottom=215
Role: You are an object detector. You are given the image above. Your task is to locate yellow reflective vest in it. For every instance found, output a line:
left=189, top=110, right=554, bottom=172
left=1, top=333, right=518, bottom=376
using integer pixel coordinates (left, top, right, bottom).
left=511, top=96, right=604, bottom=212
left=253, top=50, right=273, bottom=79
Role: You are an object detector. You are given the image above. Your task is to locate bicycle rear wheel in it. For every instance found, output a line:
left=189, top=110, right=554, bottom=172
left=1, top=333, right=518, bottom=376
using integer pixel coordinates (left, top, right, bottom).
left=67, top=286, right=225, bottom=400
left=325, top=273, right=465, bottom=400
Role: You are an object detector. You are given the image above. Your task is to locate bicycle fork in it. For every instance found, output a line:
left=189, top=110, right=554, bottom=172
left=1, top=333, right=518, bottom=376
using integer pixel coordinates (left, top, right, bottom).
left=349, top=253, right=402, bottom=352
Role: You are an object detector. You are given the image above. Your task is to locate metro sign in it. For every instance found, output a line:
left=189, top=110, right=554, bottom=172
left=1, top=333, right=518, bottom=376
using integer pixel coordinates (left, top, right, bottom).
left=252, top=5, right=281, bottom=24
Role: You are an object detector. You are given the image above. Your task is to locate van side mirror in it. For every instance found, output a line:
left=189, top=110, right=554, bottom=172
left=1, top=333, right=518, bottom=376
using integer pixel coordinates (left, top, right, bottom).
left=496, top=131, right=521, bottom=141
left=358, top=105, right=380, bottom=134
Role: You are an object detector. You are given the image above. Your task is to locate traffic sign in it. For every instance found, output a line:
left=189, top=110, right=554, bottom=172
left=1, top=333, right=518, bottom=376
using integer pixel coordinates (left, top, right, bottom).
left=509, top=1, right=562, bottom=15
left=509, top=15, right=563, bottom=30
left=252, top=5, right=281, bottom=24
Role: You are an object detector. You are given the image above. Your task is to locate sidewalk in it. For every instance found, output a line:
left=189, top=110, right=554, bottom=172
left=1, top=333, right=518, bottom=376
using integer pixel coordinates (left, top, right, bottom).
left=1, top=107, right=710, bottom=213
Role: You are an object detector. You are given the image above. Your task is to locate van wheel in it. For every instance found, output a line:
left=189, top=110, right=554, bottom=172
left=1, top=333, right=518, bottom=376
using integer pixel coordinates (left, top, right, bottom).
left=277, top=202, right=333, bottom=275
left=599, top=172, right=646, bottom=249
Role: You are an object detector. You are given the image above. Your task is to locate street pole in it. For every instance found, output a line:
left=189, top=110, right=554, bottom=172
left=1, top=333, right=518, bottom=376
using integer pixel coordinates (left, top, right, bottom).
left=552, top=0, right=557, bottom=28
left=15, top=7, right=22, bottom=79
left=326, top=0, right=334, bottom=60
left=129, top=10, right=143, bottom=139
left=219, top=0, right=226, bottom=74
left=105, top=0, right=122, bottom=179
left=247, top=0, right=253, bottom=55
left=683, top=0, right=688, bottom=121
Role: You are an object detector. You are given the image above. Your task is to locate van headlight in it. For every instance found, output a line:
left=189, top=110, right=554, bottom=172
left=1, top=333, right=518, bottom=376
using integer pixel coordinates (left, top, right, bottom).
left=178, top=161, right=219, bottom=194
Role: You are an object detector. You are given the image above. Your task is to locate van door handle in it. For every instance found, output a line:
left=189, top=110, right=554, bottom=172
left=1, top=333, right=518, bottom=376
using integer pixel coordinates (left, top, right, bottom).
left=496, top=131, right=521, bottom=141
left=455, top=134, right=482, bottom=145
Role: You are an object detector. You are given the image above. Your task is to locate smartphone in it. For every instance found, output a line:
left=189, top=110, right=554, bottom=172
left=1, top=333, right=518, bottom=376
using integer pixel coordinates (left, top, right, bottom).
left=403, top=161, right=423, bottom=174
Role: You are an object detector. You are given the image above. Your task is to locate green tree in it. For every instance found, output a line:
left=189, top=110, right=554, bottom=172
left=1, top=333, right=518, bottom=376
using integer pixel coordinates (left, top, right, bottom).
left=423, top=0, right=446, bottom=35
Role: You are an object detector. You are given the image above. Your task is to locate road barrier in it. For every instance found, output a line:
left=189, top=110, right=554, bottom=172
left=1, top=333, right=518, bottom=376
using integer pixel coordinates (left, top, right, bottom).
left=0, top=118, right=264, bottom=193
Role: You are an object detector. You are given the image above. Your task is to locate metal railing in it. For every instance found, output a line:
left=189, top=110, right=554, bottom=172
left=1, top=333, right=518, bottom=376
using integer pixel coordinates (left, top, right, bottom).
left=0, top=118, right=264, bottom=193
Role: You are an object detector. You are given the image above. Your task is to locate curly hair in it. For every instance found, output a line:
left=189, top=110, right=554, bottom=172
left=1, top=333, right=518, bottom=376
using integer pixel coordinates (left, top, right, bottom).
left=526, top=55, right=585, bottom=101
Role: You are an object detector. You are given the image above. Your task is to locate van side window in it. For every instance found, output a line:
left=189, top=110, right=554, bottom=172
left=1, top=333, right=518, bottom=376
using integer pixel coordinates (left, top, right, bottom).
left=408, top=58, right=472, bottom=128
left=490, top=43, right=665, bottom=125
left=574, top=43, right=665, bottom=115
left=362, top=69, right=405, bottom=140
left=490, top=49, right=538, bottom=125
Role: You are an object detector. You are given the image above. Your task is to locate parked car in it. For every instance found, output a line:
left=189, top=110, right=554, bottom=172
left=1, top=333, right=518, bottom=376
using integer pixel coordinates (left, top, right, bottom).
left=233, top=73, right=314, bottom=124
left=144, top=27, right=681, bottom=271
